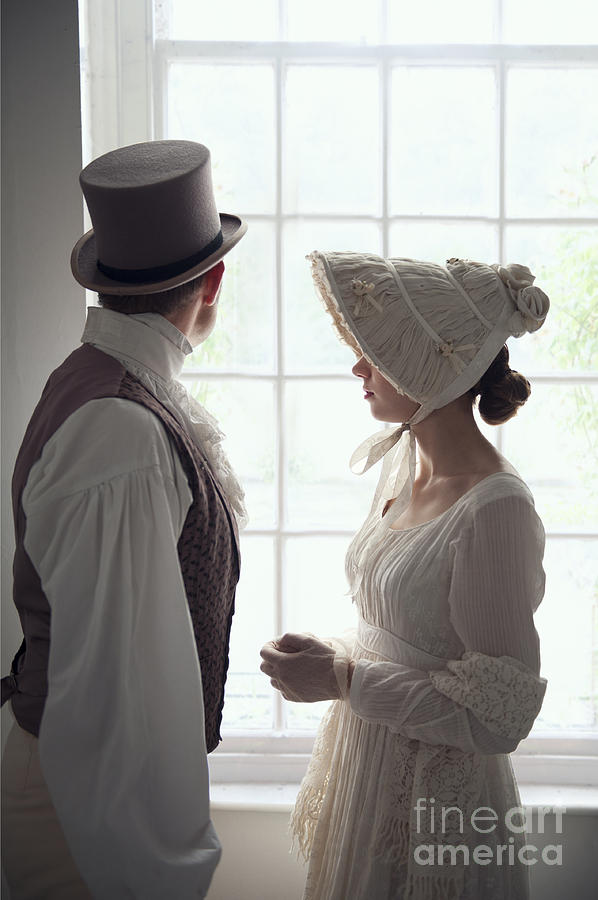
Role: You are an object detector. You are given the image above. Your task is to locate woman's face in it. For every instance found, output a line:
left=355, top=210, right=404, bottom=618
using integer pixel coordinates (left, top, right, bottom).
left=352, top=355, right=420, bottom=423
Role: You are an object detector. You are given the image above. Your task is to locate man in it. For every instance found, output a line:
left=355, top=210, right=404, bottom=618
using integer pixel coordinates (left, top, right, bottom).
left=1, top=140, right=247, bottom=898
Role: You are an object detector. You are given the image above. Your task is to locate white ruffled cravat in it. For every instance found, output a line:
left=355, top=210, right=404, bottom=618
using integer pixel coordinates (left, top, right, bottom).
left=81, top=307, right=248, bottom=530
left=162, top=377, right=249, bottom=529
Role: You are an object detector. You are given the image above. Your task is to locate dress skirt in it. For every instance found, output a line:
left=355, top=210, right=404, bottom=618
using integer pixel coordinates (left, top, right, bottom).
left=291, top=646, right=532, bottom=900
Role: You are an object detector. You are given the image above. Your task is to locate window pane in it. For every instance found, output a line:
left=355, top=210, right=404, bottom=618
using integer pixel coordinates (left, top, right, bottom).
left=284, top=536, right=358, bottom=730
left=504, top=225, right=598, bottom=375
left=388, top=0, right=495, bottom=43
left=501, top=383, right=598, bottom=532
left=504, top=0, right=598, bottom=44
left=285, top=380, right=383, bottom=530
left=534, top=538, right=597, bottom=730
left=222, top=537, right=275, bottom=731
left=166, top=0, right=278, bottom=41
left=283, top=219, right=382, bottom=373
left=391, top=67, right=497, bottom=216
left=186, top=220, right=276, bottom=372
left=286, top=0, right=381, bottom=42
left=168, top=63, right=276, bottom=214
left=284, top=537, right=357, bottom=637
left=506, top=68, right=598, bottom=218
left=284, top=65, right=380, bottom=214
left=389, top=221, right=498, bottom=264
left=185, top=379, right=276, bottom=528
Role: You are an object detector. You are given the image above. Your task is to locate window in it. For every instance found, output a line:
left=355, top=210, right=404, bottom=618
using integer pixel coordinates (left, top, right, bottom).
left=80, top=0, right=598, bottom=784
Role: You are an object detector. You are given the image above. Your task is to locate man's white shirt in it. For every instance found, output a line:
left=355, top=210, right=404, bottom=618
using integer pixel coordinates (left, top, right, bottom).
left=21, top=309, right=224, bottom=899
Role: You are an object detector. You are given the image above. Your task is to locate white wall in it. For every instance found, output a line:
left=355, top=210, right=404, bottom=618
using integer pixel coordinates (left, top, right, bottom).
left=1, top=0, right=85, bottom=743
left=1, top=3, right=597, bottom=900
left=209, top=809, right=307, bottom=899
left=1, top=2, right=83, bottom=896
left=208, top=807, right=598, bottom=900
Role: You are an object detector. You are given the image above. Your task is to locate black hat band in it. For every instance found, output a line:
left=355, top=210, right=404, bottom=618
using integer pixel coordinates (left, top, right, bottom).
left=96, top=229, right=224, bottom=284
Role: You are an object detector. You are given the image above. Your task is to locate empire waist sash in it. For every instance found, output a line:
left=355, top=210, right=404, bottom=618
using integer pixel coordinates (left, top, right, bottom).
left=356, top=617, right=450, bottom=671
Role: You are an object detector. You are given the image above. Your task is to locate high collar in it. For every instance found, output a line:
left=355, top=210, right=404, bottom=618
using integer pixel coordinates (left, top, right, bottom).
left=81, top=307, right=193, bottom=383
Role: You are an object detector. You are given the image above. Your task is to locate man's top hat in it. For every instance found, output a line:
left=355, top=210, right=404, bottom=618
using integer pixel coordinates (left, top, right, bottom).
left=71, top=140, right=247, bottom=295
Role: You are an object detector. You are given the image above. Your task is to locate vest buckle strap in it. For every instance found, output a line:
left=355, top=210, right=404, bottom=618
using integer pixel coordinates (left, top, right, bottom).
left=1, top=673, right=19, bottom=706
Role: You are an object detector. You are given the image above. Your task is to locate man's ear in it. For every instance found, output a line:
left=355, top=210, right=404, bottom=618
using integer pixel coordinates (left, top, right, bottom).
left=201, top=260, right=225, bottom=306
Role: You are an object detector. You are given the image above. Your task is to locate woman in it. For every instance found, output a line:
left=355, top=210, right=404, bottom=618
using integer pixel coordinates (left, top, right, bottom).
left=260, top=252, right=551, bottom=900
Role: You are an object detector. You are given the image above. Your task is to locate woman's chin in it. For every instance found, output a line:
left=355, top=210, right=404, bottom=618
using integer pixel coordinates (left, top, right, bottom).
left=373, top=411, right=409, bottom=427
left=370, top=407, right=393, bottom=422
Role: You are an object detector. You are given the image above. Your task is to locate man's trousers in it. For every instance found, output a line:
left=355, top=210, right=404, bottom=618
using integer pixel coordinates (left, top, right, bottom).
left=1, top=721, right=93, bottom=899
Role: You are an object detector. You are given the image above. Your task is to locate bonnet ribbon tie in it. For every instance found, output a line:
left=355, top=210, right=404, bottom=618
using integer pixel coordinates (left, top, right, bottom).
left=347, top=424, right=417, bottom=598
left=350, top=278, right=384, bottom=317
left=435, top=340, right=478, bottom=375
left=353, top=293, right=384, bottom=317
left=350, top=422, right=411, bottom=475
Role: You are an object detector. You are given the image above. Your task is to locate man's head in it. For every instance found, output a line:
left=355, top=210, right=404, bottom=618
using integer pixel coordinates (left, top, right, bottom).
left=97, top=260, right=225, bottom=346
left=97, top=274, right=206, bottom=316
left=71, top=140, right=246, bottom=301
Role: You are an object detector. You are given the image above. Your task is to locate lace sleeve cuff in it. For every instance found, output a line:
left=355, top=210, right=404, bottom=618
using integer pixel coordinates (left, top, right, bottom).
left=429, top=650, right=547, bottom=741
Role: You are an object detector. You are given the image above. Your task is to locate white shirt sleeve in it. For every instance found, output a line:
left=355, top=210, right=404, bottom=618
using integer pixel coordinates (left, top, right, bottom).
left=22, top=398, right=221, bottom=899
left=349, top=493, right=548, bottom=755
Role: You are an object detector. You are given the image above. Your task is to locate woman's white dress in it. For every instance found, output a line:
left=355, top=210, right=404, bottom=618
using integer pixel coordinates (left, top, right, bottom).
left=291, top=470, right=548, bottom=900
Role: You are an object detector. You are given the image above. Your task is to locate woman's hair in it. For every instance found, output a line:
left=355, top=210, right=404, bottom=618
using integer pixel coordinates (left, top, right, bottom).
left=97, top=273, right=205, bottom=316
left=468, top=344, right=531, bottom=425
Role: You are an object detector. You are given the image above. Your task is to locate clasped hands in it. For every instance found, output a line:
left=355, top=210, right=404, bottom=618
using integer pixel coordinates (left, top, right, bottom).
left=259, top=632, right=354, bottom=703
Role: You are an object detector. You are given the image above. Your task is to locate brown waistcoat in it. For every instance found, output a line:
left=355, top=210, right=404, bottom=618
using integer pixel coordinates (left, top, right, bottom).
left=1, top=343, right=240, bottom=753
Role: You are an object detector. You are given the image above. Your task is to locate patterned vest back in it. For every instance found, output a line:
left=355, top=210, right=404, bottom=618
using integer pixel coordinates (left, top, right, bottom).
left=2, top=342, right=240, bottom=753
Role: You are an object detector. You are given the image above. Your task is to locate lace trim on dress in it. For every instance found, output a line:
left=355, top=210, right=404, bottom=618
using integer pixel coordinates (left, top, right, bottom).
left=292, top=710, right=488, bottom=900
left=406, top=740, right=487, bottom=898
left=371, top=733, right=417, bottom=865
left=429, top=651, right=547, bottom=742
left=290, top=702, right=341, bottom=862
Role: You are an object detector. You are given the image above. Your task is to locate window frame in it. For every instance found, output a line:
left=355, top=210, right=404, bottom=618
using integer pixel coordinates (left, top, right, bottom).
left=80, top=0, right=598, bottom=786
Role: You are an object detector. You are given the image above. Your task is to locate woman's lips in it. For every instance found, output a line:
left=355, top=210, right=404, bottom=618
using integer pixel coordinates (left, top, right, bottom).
left=364, top=390, right=374, bottom=399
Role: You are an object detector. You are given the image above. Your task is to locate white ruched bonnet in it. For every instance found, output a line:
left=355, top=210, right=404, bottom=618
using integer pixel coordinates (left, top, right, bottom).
left=308, top=251, right=550, bottom=524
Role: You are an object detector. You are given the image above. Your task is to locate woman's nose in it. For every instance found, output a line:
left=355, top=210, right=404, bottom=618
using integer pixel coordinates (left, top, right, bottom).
left=352, top=355, right=371, bottom=378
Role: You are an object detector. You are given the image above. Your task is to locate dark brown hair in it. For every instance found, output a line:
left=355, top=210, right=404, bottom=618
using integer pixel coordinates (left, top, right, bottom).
left=97, top=273, right=205, bottom=316
left=469, top=344, right=531, bottom=425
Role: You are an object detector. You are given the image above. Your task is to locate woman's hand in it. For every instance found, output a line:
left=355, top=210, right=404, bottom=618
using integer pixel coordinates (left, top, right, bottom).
left=260, top=632, right=351, bottom=703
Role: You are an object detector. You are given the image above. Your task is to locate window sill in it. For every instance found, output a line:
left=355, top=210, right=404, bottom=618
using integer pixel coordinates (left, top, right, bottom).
left=209, top=740, right=598, bottom=788
left=211, top=782, right=299, bottom=812
left=209, top=734, right=598, bottom=813
left=210, top=782, right=598, bottom=815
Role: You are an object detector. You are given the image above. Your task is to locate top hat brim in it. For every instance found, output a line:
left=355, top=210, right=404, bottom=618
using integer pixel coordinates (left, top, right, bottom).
left=71, top=213, right=247, bottom=295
